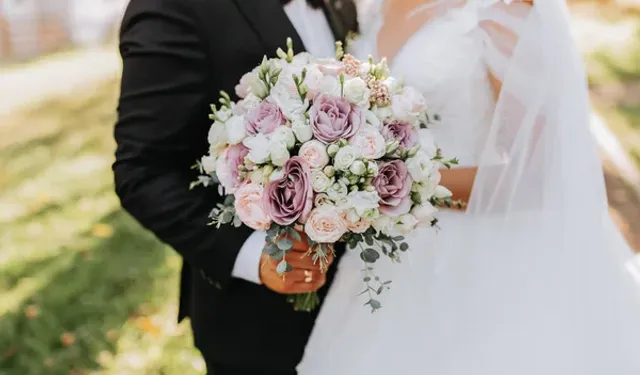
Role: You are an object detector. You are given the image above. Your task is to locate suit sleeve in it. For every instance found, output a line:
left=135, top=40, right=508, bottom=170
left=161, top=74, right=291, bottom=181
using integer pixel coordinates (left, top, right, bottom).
left=114, top=0, right=254, bottom=287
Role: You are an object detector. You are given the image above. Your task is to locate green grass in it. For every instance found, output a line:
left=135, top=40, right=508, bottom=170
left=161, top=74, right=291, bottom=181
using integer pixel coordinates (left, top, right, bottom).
left=0, top=79, right=205, bottom=375
left=586, top=21, right=640, bottom=167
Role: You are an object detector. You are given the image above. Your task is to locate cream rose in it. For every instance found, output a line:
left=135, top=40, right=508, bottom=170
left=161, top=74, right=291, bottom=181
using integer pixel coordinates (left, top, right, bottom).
left=334, top=146, right=359, bottom=171
left=343, top=77, right=371, bottom=108
left=311, top=170, right=334, bottom=192
left=234, top=183, right=272, bottom=230
left=304, top=205, right=348, bottom=243
left=299, top=140, right=330, bottom=169
left=350, top=127, right=386, bottom=160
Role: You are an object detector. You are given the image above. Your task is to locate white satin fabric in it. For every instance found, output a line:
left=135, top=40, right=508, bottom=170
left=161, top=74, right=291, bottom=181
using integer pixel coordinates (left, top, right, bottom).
left=298, top=1, right=640, bottom=374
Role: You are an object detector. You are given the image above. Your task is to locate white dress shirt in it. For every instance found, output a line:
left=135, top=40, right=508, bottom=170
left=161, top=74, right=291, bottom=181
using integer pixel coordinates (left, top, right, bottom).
left=231, top=0, right=336, bottom=284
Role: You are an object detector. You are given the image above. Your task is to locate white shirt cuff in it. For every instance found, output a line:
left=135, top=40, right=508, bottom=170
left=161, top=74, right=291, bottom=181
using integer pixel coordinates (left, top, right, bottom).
left=231, top=230, right=265, bottom=284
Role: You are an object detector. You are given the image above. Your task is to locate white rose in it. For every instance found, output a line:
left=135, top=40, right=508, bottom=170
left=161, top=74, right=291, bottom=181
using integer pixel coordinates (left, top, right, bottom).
left=411, top=203, right=439, bottom=228
left=299, top=140, right=330, bottom=169
left=270, top=126, right=296, bottom=149
left=304, top=205, right=348, bottom=243
left=327, top=181, right=348, bottom=202
left=343, top=77, right=371, bottom=108
left=311, top=170, right=334, bottom=192
left=318, top=75, right=341, bottom=97
left=349, top=160, right=367, bottom=175
left=243, top=134, right=270, bottom=164
left=406, top=151, right=436, bottom=182
left=201, top=155, right=217, bottom=174
left=269, top=168, right=284, bottom=181
left=269, top=141, right=290, bottom=167
left=334, top=146, right=359, bottom=171
left=292, top=116, right=313, bottom=142
left=208, top=121, right=228, bottom=152
left=350, top=127, right=386, bottom=160
left=225, top=115, right=247, bottom=144
left=347, top=191, right=380, bottom=217
left=391, top=213, right=418, bottom=235
left=434, top=185, right=452, bottom=199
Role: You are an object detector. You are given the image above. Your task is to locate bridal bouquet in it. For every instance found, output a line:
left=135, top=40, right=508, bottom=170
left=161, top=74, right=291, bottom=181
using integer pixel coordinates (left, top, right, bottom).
left=193, top=39, right=458, bottom=312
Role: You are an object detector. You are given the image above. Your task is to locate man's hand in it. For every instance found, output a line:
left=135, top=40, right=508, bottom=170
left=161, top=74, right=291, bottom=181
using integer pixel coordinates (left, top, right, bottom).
left=260, top=233, right=334, bottom=294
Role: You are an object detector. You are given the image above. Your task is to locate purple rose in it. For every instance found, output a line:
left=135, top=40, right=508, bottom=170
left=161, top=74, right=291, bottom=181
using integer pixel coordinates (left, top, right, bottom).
left=246, top=102, right=285, bottom=135
left=310, top=94, right=364, bottom=144
left=382, top=120, right=418, bottom=149
left=372, top=160, right=413, bottom=216
left=263, top=156, right=314, bottom=225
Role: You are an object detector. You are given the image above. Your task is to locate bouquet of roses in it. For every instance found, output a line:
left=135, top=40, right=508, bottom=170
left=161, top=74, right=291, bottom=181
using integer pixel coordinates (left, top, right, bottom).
left=193, top=39, right=459, bottom=312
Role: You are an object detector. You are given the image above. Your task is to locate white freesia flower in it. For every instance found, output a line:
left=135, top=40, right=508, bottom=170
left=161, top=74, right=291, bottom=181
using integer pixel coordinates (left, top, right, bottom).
left=243, top=134, right=270, bottom=164
left=271, top=126, right=296, bottom=149
left=363, top=109, right=382, bottom=129
left=411, top=203, right=438, bottom=228
left=392, top=87, right=427, bottom=122
left=391, top=213, right=418, bottom=235
left=249, top=76, right=269, bottom=99
left=201, top=155, right=217, bottom=174
left=434, top=185, right=453, bottom=199
left=343, top=77, right=371, bottom=108
left=225, top=115, right=247, bottom=144
left=311, top=170, right=334, bottom=192
left=217, top=106, right=233, bottom=122
left=406, top=151, right=436, bottom=182
left=318, top=75, right=341, bottom=97
left=334, top=146, right=359, bottom=171
left=418, top=128, right=438, bottom=157
left=292, top=116, right=313, bottom=142
left=347, top=191, right=380, bottom=217
left=350, top=127, right=386, bottom=159
left=372, top=105, right=393, bottom=121
left=270, top=80, right=309, bottom=120
left=327, top=181, right=348, bottom=201
left=208, top=121, right=228, bottom=153
left=269, top=141, right=290, bottom=167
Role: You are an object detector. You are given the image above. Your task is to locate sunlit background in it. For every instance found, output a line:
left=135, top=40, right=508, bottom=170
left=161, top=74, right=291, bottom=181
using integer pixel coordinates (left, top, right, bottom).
left=0, top=0, right=639, bottom=374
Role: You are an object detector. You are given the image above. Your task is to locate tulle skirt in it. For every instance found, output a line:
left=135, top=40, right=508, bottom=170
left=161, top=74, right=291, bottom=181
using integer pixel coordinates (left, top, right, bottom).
left=298, top=210, right=640, bottom=375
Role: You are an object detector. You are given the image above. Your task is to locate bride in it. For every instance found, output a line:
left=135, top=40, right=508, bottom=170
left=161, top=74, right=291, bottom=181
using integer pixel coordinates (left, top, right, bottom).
left=298, top=0, right=640, bottom=374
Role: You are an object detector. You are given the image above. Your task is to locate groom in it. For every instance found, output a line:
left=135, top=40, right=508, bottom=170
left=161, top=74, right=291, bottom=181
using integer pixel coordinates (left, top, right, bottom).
left=113, top=0, right=357, bottom=374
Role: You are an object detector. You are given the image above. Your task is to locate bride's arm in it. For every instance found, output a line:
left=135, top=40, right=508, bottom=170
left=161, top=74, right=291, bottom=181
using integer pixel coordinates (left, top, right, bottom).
left=437, top=0, right=533, bottom=208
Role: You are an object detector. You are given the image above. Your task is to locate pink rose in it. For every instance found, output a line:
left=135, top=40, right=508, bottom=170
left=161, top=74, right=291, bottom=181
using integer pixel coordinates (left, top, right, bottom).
left=382, top=120, right=419, bottom=149
left=215, top=144, right=249, bottom=194
left=305, top=205, right=348, bottom=243
left=234, top=183, right=272, bottom=230
left=298, top=140, right=330, bottom=169
left=263, top=156, right=314, bottom=225
left=310, top=94, right=364, bottom=144
left=246, top=102, right=285, bottom=136
left=372, top=160, right=413, bottom=216
left=350, top=127, right=386, bottom=159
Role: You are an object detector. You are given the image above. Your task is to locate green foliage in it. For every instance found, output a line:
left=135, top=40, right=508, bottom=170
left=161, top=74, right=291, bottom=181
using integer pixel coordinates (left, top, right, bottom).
left=0, top=80, right=204, bottom=375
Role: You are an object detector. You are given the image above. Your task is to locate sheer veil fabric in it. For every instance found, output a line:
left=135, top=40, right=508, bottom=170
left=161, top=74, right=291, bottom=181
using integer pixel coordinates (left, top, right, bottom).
left=297, top=1, right=640, bottom=373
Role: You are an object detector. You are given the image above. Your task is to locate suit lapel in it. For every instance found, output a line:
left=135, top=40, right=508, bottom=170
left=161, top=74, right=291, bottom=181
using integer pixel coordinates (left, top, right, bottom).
left=231, top=0, right=307, bottom=56
left=321, top=0, right=346, bottom=43
left=322, top=0, right=358, bottom=43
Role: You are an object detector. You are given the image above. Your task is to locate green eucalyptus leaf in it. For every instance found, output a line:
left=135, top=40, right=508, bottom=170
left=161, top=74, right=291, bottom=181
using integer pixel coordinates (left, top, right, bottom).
left=276, top=260, right=291, bottom=274
left=288, top=228, right=302, bottom=242
left=365, top=236, right=374, bottom=246
left=267, top=225, right=279, bottom=237
left=360, top=248, right=380, bottom=263
left=363, top=276, right=371, bottom=282
left=277, top=238, right=293, bottom=250
left=400, top=243, right=409, bottom=251
left=263, top=244, right=279, bottom=255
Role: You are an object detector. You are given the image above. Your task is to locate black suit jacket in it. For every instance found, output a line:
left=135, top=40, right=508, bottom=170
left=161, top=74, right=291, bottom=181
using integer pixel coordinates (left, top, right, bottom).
left=114, top=0, right=357, bottom=371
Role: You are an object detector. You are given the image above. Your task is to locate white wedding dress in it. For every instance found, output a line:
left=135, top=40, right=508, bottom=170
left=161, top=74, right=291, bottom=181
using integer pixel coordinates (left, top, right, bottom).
left=298, top=1, right=640, bottom=374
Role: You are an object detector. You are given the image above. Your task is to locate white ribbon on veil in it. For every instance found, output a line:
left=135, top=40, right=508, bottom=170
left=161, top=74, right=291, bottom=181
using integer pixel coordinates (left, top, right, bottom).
left=407, top=0, right=640, bottom=373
